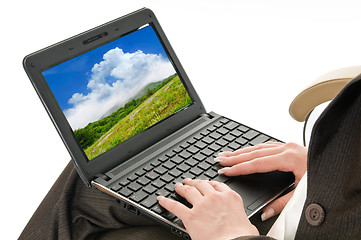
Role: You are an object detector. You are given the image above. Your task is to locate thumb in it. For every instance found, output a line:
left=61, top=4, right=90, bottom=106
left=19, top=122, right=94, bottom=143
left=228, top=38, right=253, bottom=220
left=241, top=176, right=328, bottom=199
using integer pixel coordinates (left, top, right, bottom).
left=261, top=190, right=294, bottom=221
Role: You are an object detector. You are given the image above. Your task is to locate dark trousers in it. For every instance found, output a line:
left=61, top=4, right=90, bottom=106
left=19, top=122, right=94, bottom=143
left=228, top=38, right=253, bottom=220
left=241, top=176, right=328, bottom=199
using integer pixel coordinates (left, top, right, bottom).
left=19, top=161, right=274, bottom=240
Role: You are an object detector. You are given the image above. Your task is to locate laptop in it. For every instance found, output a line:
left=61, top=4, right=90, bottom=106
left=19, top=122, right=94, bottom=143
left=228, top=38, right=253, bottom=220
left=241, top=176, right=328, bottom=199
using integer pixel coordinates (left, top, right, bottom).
left=23, top=8, right=294, bottom=239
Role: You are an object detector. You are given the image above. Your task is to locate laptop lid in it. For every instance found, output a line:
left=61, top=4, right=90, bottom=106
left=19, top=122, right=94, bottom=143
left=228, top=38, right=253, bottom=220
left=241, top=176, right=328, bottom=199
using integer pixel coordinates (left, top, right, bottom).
left=23, top=8, right=206, bottom=186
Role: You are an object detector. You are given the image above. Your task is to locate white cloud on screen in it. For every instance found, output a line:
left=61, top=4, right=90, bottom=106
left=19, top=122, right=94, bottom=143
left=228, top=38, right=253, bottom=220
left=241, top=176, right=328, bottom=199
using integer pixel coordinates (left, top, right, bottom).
left=64, top=47, right=176, bottom=130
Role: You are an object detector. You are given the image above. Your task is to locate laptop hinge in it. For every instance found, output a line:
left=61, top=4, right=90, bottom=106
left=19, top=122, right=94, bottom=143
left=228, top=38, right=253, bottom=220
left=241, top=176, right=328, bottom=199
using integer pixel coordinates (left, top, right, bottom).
left=200, top=112, right=215, bottom=120
left=95, top=173, right=112, bottom=182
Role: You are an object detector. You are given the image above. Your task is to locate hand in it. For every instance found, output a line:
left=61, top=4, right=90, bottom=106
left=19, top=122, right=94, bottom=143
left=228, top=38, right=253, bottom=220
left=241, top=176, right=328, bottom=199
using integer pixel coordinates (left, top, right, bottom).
left=215, top=142, right=307, bottom=221
left=157, top=178, right=259, bottom=240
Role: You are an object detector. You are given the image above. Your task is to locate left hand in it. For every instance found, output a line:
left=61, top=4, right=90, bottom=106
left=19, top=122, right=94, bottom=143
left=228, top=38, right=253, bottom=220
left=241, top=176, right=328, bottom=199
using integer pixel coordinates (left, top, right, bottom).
left=157, top=178, right=259, bottom=240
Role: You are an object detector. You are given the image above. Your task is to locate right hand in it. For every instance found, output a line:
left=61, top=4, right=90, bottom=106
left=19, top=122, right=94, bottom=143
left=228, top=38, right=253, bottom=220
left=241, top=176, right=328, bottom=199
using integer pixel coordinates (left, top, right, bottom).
left=215, top=142, right=307, bottom=221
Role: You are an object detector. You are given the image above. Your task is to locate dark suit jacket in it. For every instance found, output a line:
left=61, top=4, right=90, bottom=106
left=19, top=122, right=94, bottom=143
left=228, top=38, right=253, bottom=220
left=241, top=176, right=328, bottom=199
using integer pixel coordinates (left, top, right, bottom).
left=235, top=74, right=361, bottom=239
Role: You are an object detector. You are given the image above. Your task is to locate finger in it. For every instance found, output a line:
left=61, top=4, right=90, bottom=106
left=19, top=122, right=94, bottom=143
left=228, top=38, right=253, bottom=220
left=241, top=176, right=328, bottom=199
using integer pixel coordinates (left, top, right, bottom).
left=216, top=145, right=285, bottom=167
left=157, top=196, right=190, bottom=220
left=174, top=182, right=203, bottom=204
left=217, top=142, right=282, bottom=158
left=183, top=179, right=215, bottom=196
left=208, top=180, right=230, bottom=192
left=261, top=190, right=294, bottom=221
left=218, top=152, right=292, bottom=176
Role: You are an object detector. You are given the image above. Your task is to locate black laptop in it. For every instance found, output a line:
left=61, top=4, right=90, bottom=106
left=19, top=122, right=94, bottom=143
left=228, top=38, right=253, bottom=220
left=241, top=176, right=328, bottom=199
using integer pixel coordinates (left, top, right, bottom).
left=23, top=8, right=294, bottom=239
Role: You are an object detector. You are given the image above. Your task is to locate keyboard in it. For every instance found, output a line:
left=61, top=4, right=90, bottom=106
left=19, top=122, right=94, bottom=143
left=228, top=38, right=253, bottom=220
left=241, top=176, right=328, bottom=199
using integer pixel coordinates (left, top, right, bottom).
left=109, top=117, right=275, bottom=225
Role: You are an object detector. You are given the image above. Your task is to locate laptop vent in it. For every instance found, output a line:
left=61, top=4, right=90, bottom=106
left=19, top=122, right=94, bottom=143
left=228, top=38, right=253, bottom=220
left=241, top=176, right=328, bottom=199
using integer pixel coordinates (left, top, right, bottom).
left=109, top=117, right=208, bottom=176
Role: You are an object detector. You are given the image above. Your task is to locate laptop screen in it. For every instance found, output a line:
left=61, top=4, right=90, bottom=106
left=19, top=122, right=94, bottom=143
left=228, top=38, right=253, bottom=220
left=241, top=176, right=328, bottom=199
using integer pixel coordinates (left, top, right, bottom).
left=42, top=24, right=193, bottom=161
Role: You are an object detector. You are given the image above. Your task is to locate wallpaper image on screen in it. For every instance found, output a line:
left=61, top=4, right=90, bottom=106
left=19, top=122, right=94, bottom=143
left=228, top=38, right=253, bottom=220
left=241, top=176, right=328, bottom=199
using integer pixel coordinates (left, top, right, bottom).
left=43, top=25, right=192, bottom=160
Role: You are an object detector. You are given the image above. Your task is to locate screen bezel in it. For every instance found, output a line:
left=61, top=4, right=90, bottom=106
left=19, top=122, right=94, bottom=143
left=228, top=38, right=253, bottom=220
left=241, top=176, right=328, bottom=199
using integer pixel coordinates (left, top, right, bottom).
left=23, top=8, right=206, bottom=186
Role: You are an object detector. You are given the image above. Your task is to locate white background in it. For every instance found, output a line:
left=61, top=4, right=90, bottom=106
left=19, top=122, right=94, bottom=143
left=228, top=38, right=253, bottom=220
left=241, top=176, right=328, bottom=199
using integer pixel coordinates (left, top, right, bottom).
left=2, top=0, right=361, bottom=238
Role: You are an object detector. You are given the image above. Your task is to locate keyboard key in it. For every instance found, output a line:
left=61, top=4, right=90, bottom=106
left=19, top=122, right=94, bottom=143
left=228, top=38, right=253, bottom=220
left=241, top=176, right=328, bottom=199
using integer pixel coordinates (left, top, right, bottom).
left=213, top=121, right=223, bottom=128
left=223, top=133, right=236, bottom=142
left=197, top=173, right=210, bottom=181
left=158, top=156, right=169, bottom=163
left=204, top=169, right=218, bottom=179
left=170, top=155, right=184, bottom=164
left=186, top=146, right=199, bottom=154
left=128, top=182, right=142, bottom=192
left=201, top=148, right=214, bottom=157
left=136, top=176, right=151, bottom=186
left=193, top=134, right=203, bottom=140
left=173, top=146, right=183, bottom=154
left=190, top=167, right=203, bottom=176
left=213, top=174, right=231, bottom=183
left=127, top=174, right=138, bottom=182
left=177, top=163, right=191, bottom=172
left=111, top=184, right=122, bottom=192
left=224, top=121, right=239, bottom=130
left=143, top=184, right=157, bottom=194
left=229, top=129, right=243, bottom=137
left=118, top=188, right=133, bottom=197
left=187, top=138, right=197, bottom=145
left=161, top=173, right=174, bottom=183
left=243, top=130, right=259, bottom=140
left=250, top=134, right=270, bottom=146
left=179, top=150, right=192, bottom=159
left=165, top=183, right=176, bottom=192
left=195, top=141, right=207, bottom=150
left=154, top=166, right=167, bottom=175
left=235, top=137, right=248, bottom=145
left=163, top=161, right=176, bottom=170
left=135, top=169, right=146, bottom=177
left=151, top=159, right=162, bottom=167
left=130, top=190, right=148, bottom=203
left=119, top=178, right=130, bottom=187
left=219, top=118, right=228, bottom=125
left=202, top=136, right=215, bottom=145
left=152, top=179, right=166, bottom=189
left=238, top=125, right=249, bottom=132
left=151, top=204, right=165, bottom=214
left=216, top=127, right=229, bottom=135
left=205, top=157, right=217, bottom=166
left=209, top=132, right=222, bottom=140
left=182, top=172, right=196, bottom=179
left=207, top=126, right=216, bottom=132
left=228, top=142, right=241, bottom=150
left=215, top=138, right=228, bottom=147
left=141, top=195, right=158, bottom=208
left=156, top=188, right=171, bottom=197
left=143, top=164, right=154, bottom=172
left=209, top=143, right=221, bottom=152
left=185, top=158, right=198, bottom=167
left=169, top=169, right=182, bottom=178
left=200, top=129, right=210, bottom=136
left=180, top=142, right=190, bottom=149
left=145, top=171, right=160, bottom=181
left=193, top=152, right=206, bottom=161
left=198, top=161, right=211, bottom=171
left=165, top=151, right=176, bottom=158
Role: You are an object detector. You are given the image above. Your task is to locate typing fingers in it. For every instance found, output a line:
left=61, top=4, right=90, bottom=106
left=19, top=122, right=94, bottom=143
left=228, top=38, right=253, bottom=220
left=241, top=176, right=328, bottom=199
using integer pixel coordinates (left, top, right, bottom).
left=216, top=144, right=285, bottom=167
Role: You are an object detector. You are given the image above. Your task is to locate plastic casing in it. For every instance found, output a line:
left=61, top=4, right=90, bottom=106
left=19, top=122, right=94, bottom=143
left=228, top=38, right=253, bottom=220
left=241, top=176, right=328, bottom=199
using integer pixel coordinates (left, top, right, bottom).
left=23, top=8, right=206, bottom=186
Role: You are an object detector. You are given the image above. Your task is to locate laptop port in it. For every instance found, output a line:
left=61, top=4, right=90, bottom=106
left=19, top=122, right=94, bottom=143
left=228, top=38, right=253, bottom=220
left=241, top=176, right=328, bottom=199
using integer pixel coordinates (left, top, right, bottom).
left=127, top=205, right=138, bottom=215
left=171, top=227, right=183, bottom=237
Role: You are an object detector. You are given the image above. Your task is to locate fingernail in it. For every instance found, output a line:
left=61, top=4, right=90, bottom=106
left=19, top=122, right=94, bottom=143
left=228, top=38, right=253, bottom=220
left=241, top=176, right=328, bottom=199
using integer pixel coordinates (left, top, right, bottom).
left=217, top=167, right=230, bottom=174
left=261, top=208, right=275, bottom=221
left=218, top=152, right=227, bottom=157
left=183, top=178, right=191, bottom=183
left=157, top=196, right=164, bottom=201
left=214, top=157, right=223, bottom=162
left=175, top=182, right=183, bottom=187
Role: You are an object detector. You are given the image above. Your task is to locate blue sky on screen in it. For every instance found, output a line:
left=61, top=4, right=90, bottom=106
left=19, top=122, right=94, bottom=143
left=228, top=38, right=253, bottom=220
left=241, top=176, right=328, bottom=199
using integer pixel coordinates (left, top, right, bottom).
left=43, top=26, right=176, bottom=130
